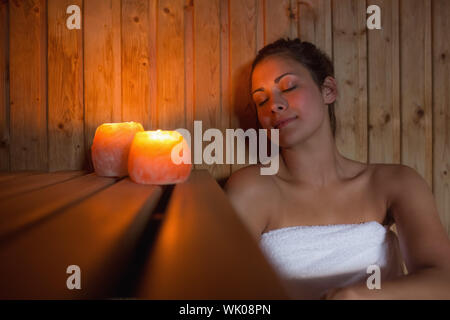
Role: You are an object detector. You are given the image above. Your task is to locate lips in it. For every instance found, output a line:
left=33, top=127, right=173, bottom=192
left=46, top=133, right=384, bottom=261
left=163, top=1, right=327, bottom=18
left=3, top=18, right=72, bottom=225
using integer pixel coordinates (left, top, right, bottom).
left=274, top=116, right=298, bottom=129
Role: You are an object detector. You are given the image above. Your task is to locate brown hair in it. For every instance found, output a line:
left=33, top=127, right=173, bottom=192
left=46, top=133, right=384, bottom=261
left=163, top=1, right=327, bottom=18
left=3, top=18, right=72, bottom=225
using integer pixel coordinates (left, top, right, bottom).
left=250, top=38, right=336, bottom=137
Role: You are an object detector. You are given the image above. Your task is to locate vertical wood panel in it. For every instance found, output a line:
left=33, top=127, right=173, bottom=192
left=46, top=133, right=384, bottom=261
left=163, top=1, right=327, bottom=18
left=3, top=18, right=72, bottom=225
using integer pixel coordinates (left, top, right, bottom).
left=264, top=0, right=296, bottom=44
left=332, top=0, right=367, bottom=162
left=184, top=0, right=194, bottom=145
left=433, top=0, right=450, bottom=234
left=0, top=0, right=9, bottom=171
left=48, top=0, right=84, bottom=171
left=149, top=0, right=157, bottom=130
left=367, top=0, right=400, bottom=164
left=230, top=0, right=258, bottom=173
left=122, top=0, right=151, bottom=130
left=84, top=0, right=122, bottom=153
left=298, top=0, right=332, bottom=59
left=400, top=0, right=432, bottom=185
left=157, top=0, right=185, bottom=130
left=194, top=0, right=229, bottom=179
left=9, top=0, right=48, bottom=171
left=220, top=0, right=232, bottom=179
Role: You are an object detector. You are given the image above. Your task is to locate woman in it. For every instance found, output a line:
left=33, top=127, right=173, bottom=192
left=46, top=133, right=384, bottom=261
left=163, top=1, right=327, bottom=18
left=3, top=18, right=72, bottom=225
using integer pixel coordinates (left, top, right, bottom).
left=224, top=38, right=450, bottom=299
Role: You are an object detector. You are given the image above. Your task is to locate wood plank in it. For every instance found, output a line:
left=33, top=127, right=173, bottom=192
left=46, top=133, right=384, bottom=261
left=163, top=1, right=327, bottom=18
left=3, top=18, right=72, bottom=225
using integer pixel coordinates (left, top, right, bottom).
left=367, top=0, right=400, bottom=164
left=149, top=0, right=157, bottom=130
left=0, top=171, right=40, bottom=183
left=157, top=0, right=185, bottom=130
left=137, top=170, right=288, bottom=299
left=264, top=0, right=296, bottom=44
left=0, top=170, right=86, bottom=200
left=194, top=0, right=229, bottom=180
left=400, top=0, right=433, bottom=186
left=84, top=0, right=122, bottom=155
left=332, top=0, right=367, bottom=162
left=432, top=0, right=450, bottom=235
left=0, top=173, right=117, bottom=238
left=0, top=178, right=162, bottom=298
left=121, top=0, right=151, bottom=130
left=219, top=0, right=232, bottom=181
left=48, top=0, right=84, bottom=171
left=9, top=0, right=48, bottom=170
left=298, top=0, right=332, bottom=59
left=0, top=0, right=9, bottom=171
left=230, top=0, right=259, bottom=174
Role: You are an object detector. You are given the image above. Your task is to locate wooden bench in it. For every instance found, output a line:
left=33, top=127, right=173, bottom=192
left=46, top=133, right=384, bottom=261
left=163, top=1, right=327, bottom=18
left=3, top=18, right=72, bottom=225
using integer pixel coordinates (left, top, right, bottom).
left=0, top=170, right=288, bottom=299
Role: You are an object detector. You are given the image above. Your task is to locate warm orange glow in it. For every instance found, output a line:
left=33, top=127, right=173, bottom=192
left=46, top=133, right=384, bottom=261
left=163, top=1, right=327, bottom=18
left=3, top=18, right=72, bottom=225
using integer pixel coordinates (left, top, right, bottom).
left=91, top=122, right=144, bottom=177
left=128, top=130, right=192, bottom=185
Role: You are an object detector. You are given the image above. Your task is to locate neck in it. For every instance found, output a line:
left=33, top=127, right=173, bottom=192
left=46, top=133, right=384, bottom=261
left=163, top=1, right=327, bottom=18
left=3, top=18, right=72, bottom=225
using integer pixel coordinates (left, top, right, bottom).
left=278, top=126, right=347, bottom=187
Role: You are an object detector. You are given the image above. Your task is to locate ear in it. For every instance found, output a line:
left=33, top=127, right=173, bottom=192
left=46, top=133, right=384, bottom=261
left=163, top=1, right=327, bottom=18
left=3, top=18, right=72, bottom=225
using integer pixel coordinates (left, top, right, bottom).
left=321, top=76, right=337, bottom=105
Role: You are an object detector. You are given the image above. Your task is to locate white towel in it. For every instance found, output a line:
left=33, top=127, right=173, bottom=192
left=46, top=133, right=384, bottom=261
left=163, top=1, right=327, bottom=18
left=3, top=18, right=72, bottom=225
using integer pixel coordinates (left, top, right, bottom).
left=259, top=221, right=404, bottom=299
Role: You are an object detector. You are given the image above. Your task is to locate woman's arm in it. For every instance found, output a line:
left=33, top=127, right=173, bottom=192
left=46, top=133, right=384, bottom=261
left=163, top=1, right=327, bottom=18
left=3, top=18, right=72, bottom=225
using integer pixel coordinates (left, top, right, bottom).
left=327, top=164, right=450, bottom=299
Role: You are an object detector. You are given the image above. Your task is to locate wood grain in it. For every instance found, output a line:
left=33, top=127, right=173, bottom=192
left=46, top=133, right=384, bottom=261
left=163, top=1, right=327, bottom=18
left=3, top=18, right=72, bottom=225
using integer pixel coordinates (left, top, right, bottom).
left=0, top=0, right=9, bottom=171
left=137, top=170, right=288, bottom=299
left=84, top=0, right=122, bottom=154
left=48, top=0, right=84, bottom=171
left=9, top=0, right=48, bottom=170
left=194, top=0, right=229, bottom=179
left=0, top=173, right=117, bottom=238
left=121, top=0, right=151, bottom=130
left=230, top=0, right=259, bottom=174
left=432, top=0, right=450, bottom=234
left=367, top=0, right=400, bottom=164
left=332, top=0, right=367, bottom=162
left=0, top=178, right=162, bottom=298
left=0, top=170, right=85, bottom=200
left=400, top=0, right=433, bottom=186
left=298, top=0, right=332, bottom=59
left=157, top=0, right=185, bottom=130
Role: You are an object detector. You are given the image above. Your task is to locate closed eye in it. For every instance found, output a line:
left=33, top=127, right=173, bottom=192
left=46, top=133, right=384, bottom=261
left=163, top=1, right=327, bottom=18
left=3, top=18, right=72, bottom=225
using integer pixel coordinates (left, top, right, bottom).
left=258, top=98, right=269, bottom=106
left=282, top=86, right=297, bottom=93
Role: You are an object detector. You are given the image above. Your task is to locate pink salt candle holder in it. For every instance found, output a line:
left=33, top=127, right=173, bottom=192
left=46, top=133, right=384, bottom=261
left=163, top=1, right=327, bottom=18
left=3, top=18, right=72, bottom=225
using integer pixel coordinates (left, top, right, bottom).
left=128, top=130, right=192, bottom=185
left=91, top=122, right=144, bottom=177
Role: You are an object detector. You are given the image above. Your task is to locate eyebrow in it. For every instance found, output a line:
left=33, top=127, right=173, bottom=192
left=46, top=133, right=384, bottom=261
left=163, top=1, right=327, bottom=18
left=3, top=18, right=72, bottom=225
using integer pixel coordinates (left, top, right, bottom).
left=251, top=72, right=295, bottom=95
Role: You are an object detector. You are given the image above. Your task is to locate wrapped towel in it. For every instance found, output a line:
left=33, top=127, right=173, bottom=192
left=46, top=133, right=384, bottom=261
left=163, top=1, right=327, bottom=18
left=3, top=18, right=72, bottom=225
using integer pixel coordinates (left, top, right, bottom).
left=259, top=221, right=404, bottom=299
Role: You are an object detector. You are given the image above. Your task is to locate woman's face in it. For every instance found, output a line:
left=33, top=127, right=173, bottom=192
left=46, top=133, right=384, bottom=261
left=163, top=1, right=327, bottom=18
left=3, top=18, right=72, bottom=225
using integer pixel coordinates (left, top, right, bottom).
left=251, top=55, right=334, bottom=147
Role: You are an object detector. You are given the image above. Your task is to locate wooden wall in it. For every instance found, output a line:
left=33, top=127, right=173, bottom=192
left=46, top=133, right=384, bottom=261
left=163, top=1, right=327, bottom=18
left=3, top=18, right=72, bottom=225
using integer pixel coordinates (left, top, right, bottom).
left=0, top=0, right=449, bottom=233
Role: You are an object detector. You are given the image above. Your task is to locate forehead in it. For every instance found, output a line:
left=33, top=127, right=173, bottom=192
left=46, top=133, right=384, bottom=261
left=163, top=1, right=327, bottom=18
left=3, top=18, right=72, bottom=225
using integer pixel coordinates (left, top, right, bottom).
left=251, top=55, right=312, bottom=87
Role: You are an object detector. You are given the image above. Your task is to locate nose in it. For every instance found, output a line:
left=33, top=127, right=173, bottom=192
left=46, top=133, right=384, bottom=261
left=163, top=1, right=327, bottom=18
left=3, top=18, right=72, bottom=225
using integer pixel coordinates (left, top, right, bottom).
left=270, top=96, right=288, bottom=113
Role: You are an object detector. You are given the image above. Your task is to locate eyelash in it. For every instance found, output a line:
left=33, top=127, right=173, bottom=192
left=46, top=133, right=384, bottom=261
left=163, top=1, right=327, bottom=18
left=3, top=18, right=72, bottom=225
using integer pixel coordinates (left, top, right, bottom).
left=257, top=86, right=297, bottom=106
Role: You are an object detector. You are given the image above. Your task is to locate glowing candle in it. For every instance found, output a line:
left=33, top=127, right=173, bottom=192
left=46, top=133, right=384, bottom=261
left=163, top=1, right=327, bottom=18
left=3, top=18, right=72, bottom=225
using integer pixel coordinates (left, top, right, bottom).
left=128, top=130, right=192, bottom=185
left=91, top=122, right=144, bottom=177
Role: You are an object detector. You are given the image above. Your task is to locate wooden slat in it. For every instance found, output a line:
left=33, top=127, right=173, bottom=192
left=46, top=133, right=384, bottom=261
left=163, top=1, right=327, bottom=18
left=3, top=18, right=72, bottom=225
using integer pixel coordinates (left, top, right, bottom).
left=0, top=178, right=162, bottom=299
left=137, top=170, right=288, bottom=299
left=9, top=0, right=48, bottom=170
left=230, top=0, right=259, bottom=174
left=0, top=171, right=39, bottom=183
left=194, top=0, right=230, bottom=180
left=0, top=170, right=86, bottom=200
left=0, top=173, right=117, bottom=238
left=121, top=0, right=151, bottom=130
left=298, top=0, right=332, bottom=59
left=400, top=0, right=433, bottom=186
left=433, top=0, right=450, bottom=235
left=264, top=0, right=296, bottom=44
left=157, top=0, right=185, bottom=130
left=368, top=0, right=400, bottom=164
left=0, top=0, right=8, bottom=171
left=332, top=0, right=367, bottom=162
left=84, top=0, right=122, bottom=152
left=148, top=0, right=158, bottom=130
left=48, top=0, right=84, bottom=171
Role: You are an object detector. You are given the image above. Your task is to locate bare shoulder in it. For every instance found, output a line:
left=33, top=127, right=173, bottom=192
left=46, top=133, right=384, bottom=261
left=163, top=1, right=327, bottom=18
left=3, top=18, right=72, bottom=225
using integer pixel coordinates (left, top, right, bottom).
left=224, top=164, right=278, bottom=239
left=369, top=163, right=430, bottom=201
